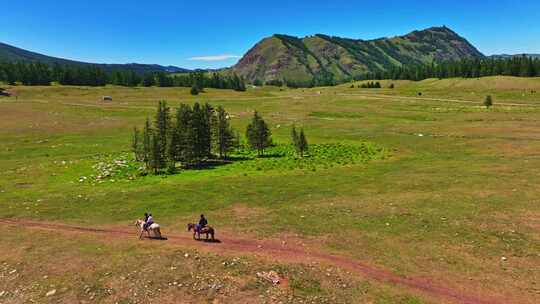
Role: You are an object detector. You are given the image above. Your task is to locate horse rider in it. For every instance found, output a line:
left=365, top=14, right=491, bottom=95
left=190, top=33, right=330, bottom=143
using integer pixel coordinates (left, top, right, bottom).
left=196, top=214, right=208, bottom=233
left=144, top=213, right=154, bottom=231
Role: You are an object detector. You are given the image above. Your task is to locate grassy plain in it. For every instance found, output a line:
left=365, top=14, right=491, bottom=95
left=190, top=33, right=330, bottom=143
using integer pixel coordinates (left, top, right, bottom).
left=1, top=76, right=539, bottom=303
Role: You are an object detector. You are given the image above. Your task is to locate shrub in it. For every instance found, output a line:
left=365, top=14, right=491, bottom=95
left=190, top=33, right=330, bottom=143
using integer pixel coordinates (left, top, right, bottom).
left=484, top=95, right=493, bottom=108
left=190, top=85, right=199, bottom=95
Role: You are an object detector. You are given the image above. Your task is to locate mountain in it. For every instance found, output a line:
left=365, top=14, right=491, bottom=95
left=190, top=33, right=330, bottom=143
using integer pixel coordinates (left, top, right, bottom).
left=233, top=26, right=484, bottom=84
left=0, top=42, right=189, bottom=74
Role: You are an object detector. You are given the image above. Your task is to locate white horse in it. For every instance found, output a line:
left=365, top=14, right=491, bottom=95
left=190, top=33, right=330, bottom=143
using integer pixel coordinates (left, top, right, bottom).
left=135, top=219, right=162, bottom=239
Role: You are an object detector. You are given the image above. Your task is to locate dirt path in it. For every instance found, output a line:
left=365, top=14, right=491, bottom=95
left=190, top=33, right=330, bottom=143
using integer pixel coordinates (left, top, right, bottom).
left=337, top=92, right=539, bottom=107
left=0, top=218, right=511, bottom=304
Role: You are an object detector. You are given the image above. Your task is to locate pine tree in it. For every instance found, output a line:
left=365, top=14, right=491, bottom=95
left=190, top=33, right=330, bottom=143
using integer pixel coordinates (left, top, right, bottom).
left=214, top=106, right=235, bottom=158
left=142, top=73, right=155, bottom=87
left=142, top=118, right=152, bottom=168
left=174, top=103, right=195, bottom=163
left=149, top=132, right=162, bottom=174
left=291, top=125, right=299, bottom=149
left=246, top=111, right=272, bottom=156
left=154, top=101, right=171, bottom=169
left=191, top=103, right=203, bottom=161
left=190, top=85, right=199, bottom=95
left=297, top=129, right=308, bottom=157
left=131, top=126, right=142, bottom=161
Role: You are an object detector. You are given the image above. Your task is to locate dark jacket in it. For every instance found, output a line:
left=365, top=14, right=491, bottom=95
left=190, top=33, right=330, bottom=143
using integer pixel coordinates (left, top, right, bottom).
left=199, top=217, right=208, bottom=227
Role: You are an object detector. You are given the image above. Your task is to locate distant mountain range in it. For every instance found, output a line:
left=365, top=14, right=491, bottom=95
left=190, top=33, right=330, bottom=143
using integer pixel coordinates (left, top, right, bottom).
left=1, top=27, right=538, bottom=84
left=232, top=26, right=485, bottom=84
left=0, top=42, right=189, bottom=74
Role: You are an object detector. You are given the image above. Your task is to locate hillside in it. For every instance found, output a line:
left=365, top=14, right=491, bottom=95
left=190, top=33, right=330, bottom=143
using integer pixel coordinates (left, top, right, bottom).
left=0, top=42, right=189, bottom=74
left=233, top=26, right=484, bottom=85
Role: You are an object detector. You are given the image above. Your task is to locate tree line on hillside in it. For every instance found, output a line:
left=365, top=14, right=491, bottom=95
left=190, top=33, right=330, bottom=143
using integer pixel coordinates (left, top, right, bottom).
left=363, top=56, right=540, bottom=81
left=260, top=56, right=540, bottom=87
left=258, top=70, right=336, bottom=88
left=132, top=102, right=308, bottom=174
left=0, top=61, right=246, bottom=91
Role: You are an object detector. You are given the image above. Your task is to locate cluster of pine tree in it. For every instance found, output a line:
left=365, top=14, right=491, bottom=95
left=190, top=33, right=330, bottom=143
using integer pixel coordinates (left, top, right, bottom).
left=171, top=72, right=246, bottom=91
left=264, top=71, right=336, bottom=89
left=0, top=62, right=247, bottom=91
left=132, top=101, right=239, bottom=173
left=132, top=103, right=280, bottom=174
left=360, top=81, right=381, bottom=88
left=0, top=62, right=53, bottom=85
left=378, top=56, right=540, bottom=81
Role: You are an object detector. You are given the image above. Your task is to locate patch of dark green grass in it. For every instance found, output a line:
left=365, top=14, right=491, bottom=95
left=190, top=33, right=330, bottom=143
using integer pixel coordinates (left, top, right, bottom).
left=309, top=111, right=363, bottom=119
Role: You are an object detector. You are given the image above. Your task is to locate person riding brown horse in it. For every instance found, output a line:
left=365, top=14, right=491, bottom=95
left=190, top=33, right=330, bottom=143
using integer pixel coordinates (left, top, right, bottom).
left=187, top=214, right=214, bottom=241
left=196, top=214, right=207, bottom=233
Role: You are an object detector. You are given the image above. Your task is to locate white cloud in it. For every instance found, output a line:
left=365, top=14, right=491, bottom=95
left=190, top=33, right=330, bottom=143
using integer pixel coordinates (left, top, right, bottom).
left=187, top=54, right=241, bottom=61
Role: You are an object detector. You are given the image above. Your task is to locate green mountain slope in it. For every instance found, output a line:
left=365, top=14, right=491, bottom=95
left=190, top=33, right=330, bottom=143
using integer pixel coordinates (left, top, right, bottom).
left=233, top=26, right=484, bottom=84
left=0, top=42, right=189, bottom=74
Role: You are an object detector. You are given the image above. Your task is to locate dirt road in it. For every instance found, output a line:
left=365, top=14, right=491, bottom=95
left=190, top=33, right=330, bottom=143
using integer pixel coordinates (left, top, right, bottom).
left=1, top=218, right=512, bottom=304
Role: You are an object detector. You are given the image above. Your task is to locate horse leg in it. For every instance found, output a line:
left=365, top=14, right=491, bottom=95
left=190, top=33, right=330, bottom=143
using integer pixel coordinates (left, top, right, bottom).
left=156, top=228, right=162, bottom=239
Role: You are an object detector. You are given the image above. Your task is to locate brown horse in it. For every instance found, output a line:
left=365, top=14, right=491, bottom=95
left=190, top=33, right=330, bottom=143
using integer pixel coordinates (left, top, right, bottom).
left=187, top=223, right=215, bottom=241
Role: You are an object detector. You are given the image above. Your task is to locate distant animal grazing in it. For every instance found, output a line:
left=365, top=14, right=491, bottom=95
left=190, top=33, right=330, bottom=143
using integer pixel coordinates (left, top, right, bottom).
left=135, top=219, right=162, bottom=239
left=102, top=96, right=113, bottom=101
left=187, top=223, right=215, bottom=241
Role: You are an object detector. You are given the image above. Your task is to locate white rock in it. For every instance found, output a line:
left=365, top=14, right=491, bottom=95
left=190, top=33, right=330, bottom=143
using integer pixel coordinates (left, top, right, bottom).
left=501, top=256, right=508, bottom=261
left=46, top=289, right=56, bottom=297
left=0, top=291, right=5, bottom=297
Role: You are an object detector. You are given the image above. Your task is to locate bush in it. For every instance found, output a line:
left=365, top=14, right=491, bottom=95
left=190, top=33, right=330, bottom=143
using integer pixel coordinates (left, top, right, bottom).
left=360, top=81, right=381, bottom=89
left=190, top=85, right=199, bottom=95
left=484, top=95, right=493, bottom=108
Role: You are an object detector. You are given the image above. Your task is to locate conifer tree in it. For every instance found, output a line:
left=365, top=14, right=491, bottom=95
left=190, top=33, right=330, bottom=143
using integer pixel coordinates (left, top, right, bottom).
left=142, top=73, right=155, bottom=87
left=149, top=132, right=162, bottom=174
left=291, top=125, right=299, bottom=148
left=154, top=101, right=171, bottom=169
left=297, top=128, right=308, bottom=157
left=190, top=85, right=199, bottom=95
left=214, top=106, right=235, bottom=158
left=131, top=126, right=142, bottom=161
left=142, top=118, right=152, bottom=168
left=190, top=102, right=213, bottom=164
left=246, top=111, right=272, bottom=156
left=174, top=103, right=195, bottom=163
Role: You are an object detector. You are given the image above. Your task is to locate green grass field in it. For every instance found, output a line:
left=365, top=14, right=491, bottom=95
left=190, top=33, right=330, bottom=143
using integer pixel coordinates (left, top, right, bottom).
left=1, top=76, right=539, bottom=303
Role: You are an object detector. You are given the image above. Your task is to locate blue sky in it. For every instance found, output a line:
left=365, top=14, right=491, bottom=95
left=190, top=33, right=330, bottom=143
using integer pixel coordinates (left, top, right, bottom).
left=1, top=0, right=539, bottom=69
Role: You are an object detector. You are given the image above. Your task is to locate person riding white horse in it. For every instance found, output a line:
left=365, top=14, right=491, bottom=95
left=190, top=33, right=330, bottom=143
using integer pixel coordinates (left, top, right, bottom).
left=144, top=213, right=154, bottom=231
left=136, top=213, right=161, bottom=239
